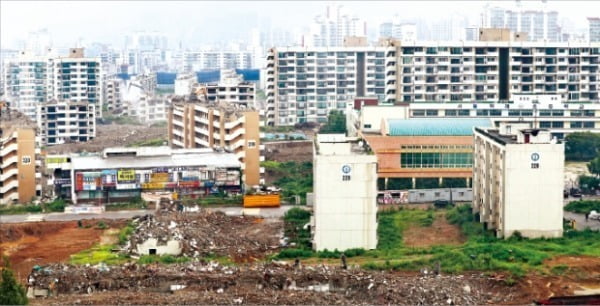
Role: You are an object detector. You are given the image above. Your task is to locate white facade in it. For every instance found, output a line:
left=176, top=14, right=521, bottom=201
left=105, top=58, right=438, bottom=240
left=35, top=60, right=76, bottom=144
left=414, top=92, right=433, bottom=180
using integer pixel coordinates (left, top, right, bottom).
left=4, top=49, right=103, bottom=120
left=590, top=18, right=600, bottom=43
left=203, top=69, right=256, bottom=107
left=266, top=42, right=600, bottom=126
left=307, top=5, right=366, bottom=48
left=37, top=101, right=96, bottom=145
left=483, top=4, right=560, bottom=42
left=473, top=125, right=564, bottom=238
left=174, top=73, right=196, bottom=96
left=183, top=51, right=253, bottom=72
left=347, top=95, right=600, bottom=140
left=313, top=134, right=378, bottom=251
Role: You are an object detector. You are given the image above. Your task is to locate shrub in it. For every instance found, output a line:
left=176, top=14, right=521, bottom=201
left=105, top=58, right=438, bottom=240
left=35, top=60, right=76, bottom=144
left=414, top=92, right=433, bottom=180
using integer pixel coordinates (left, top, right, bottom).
left=96, top=221, right=108, bottom=230
left=118, top=224, right=134, bottom=245
left=274, top=248, right=313, bottom=259
left=564, top=200, right=600, bottom=214
left=0, top=257, right=28, bottom=305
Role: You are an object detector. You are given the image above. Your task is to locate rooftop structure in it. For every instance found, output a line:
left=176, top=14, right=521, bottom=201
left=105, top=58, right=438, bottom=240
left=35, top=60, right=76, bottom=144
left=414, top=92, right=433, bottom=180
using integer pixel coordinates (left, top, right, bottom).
left=385, top=118, right=493, bottom=136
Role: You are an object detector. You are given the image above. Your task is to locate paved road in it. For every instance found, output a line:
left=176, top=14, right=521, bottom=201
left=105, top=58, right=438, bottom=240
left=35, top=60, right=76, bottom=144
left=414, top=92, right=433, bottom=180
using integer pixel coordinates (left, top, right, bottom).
left=0, top=205, right=298, bottom=224
left=564, top=211, right=600, bottom=231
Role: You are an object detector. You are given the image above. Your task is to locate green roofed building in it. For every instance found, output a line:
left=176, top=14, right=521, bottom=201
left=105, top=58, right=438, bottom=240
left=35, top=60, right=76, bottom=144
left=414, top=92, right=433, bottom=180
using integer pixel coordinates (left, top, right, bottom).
left=385, top=118, right=493, bottom=136
left=361, top=118, right=493, bottom=192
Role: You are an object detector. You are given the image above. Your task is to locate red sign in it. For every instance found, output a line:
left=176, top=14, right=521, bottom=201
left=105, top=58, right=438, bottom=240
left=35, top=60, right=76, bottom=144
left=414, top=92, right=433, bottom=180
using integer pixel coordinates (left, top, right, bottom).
left=179, top=181, right=200, bottom=188
left=75, top=173, right=84, bottom=191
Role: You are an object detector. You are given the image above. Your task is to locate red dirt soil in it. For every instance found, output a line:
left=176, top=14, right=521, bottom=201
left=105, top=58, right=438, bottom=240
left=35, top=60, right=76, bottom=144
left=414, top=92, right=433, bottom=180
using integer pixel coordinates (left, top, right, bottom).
left=0, top=220, right=123, bottom=283
left=403, top=212, right=466, bottom=247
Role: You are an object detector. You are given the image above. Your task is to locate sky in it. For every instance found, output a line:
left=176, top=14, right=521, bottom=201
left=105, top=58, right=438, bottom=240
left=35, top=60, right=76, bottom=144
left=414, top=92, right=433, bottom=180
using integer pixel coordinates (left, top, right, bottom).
left=1, top=0, right=599, bottom=49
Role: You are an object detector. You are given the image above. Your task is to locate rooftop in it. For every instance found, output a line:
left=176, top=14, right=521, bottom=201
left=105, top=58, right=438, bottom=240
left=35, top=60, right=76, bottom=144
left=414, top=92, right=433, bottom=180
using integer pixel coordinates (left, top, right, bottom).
left=386, top=118, right=492, bottom=136
left=71, top=147, right=241, bottom=171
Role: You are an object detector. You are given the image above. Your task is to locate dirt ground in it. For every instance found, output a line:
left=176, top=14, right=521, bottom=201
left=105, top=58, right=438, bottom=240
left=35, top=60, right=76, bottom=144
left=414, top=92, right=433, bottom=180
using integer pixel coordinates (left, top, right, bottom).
left=0, top=220, right=124, bottom=282
left=45, top=123, right=167, bottom=154
left=403, top=212, right=466, bottom=247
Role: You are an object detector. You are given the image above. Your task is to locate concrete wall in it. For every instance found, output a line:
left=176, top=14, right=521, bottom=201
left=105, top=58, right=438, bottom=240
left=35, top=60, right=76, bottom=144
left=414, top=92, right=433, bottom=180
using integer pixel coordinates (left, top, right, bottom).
left=503, top=143, right=564, bottom=238
left=136, top=238, right=182, bottom=256
left=360, top=106, right=408, bottom=132
left=243, top=111, right=261, bottom=186
left=314, top=153, right=378, bottom=251
left=407, top=188, right=473, bottom=203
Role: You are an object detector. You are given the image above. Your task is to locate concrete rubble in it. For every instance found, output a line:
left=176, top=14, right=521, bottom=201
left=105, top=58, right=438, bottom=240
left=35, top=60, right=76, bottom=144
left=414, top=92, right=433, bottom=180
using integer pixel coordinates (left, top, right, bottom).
left=27, top=261, right=519, bottom=305
left=124, top=208, right=283, bottom=259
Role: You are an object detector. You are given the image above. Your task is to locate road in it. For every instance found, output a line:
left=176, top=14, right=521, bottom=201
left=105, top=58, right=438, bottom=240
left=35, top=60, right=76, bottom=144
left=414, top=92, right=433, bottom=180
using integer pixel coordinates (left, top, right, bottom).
left=0, top=205, right=298, bottom=224
left=564, top=211, right=600, bottom=231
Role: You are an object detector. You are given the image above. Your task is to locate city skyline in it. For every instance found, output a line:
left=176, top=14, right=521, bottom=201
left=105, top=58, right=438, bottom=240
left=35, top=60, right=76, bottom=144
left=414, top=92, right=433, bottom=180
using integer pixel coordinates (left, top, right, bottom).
left=2, top=0, right=599, bottom=49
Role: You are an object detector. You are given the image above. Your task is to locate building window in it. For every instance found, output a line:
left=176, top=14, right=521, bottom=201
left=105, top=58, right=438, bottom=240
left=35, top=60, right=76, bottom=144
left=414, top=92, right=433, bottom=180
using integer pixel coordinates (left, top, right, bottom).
left=247, top=140, right=256, bottom=148
left=342, top=175, right=351, bottom=181
left=363, top=124, right=372, bottom=129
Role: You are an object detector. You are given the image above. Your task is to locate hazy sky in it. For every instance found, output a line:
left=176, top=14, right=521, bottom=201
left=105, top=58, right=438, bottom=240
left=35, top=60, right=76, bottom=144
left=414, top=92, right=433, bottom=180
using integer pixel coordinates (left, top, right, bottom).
left=1, top=0, right=598, bottom=49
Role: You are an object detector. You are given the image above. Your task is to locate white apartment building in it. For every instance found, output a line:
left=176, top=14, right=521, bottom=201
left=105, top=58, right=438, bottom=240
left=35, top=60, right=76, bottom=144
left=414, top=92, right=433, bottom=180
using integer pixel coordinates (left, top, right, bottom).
left=483, top=4, right=560, bottom=42
left=4, top=48, right=103, bottom=120
left=183, top=51, right=253, bottom=72
left=126, top=95, right=169, bottom=123
left=349, top=94, right=599, bottom=140
left=203, top=69, right=256, bottom=107
left=266, top=41, right=600, bottom=126
left=473, top=124, right=564, bottom=238
left=306, top=5, right=366, bottom=47
left=590, top=17, right=600, bottom=43
left=312, top=134, right=377, bottom=251
left=37, top=101, right=96, bottom=145
left=104, top=78, right=123, bottom=111
left=174, top=73, right=197, bottom=96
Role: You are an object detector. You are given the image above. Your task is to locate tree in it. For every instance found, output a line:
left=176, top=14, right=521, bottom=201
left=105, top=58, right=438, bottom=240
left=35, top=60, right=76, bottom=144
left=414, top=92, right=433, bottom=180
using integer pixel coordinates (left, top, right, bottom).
left=0, top=257, right=28, bottom=305
left=588, top=156, right=600, bottom=177
left=565, top=132, right=600, bottom=161
left=319, top=110, right=347, bottom=134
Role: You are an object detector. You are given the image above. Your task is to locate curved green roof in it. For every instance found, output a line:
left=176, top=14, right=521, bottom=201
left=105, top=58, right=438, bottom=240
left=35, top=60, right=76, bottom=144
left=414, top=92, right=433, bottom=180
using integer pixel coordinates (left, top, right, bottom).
left=387, top=118, right=492, bottom=136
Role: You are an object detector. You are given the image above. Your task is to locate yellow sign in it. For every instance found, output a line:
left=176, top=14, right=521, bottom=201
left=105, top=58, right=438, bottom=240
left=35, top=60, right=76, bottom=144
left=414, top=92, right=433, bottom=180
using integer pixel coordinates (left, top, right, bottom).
left=150, top=172, right=169, bottom=183
left=117, top=169, right=136, bottom=182
left=142, top=182, right=165, bottom=189
left=46, top=157, right=68, bottom=164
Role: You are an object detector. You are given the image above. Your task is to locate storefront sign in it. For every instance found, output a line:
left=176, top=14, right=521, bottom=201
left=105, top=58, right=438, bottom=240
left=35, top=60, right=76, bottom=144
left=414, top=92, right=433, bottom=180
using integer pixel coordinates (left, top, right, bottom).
left=117, top=169, right=136, bottom=182
left=75, top=173, right=84, bottom=191
left=179, top=181, right=200, bottom=188
left=150, top=172, right=170, bottom=183
left=116, top=183, right=137, bottom=190
left=46, top=157, right=68, bottom=164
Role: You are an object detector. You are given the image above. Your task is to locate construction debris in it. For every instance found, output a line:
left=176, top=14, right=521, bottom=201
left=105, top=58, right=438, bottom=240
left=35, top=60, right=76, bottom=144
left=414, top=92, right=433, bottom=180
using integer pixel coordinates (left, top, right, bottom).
left=27, top=261, right=519, bottom=305
left=124, top=209, right=282, bottom=260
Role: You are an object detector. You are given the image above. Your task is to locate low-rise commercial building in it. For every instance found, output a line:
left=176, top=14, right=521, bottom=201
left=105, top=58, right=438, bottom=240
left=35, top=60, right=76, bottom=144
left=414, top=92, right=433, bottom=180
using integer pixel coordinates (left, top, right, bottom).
left=168, top=98, right=264, bottom=186
left=46, top=147, right=241, bottom=204
left=349, top=94, right=600, bottom=140
left=0, top=117, right=42, bottom=205
left=362, top=118, right=492, bottom=190
left=312, top=134, right=378, bottom=251
left=473, top=124, right=564, bottom=238
left=37, top=100, right=96, bottom=145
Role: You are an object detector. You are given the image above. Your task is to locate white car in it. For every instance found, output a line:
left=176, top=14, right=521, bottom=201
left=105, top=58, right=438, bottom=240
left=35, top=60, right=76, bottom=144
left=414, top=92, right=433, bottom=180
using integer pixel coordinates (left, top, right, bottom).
left=589, top=210, right=600, bottom=221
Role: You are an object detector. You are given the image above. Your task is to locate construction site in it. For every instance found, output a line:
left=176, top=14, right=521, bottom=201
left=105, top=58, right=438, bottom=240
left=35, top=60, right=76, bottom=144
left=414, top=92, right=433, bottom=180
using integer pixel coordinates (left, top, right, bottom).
left=2, top=200, right=600, bottom=305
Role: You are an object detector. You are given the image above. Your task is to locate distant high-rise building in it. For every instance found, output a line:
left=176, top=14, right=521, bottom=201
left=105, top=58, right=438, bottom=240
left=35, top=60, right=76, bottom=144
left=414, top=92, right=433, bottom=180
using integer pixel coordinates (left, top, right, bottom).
left=4, top=48, right=103, bottom=119
left=125, top=31, right=168, bottom=51
left=379, top=17, right=417, bottom=42
left=590, top=17, right=600, bottom=42
left=482, top=1, right=561, bottom=42
left=307, top=5, right=366, bottom=47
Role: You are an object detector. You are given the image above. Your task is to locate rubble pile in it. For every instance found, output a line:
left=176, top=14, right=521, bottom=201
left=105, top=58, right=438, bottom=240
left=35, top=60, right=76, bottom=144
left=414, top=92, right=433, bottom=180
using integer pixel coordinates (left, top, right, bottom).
left=125, top=210, right=282, bottom=259
left=28, top=262, right=518, bottom=305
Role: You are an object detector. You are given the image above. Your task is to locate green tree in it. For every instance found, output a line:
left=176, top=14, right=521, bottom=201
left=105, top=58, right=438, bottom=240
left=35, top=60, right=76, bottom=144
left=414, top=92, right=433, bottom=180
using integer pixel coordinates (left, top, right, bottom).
left=565, top=132, right=600, bottom=161
left=0, top=257, right=28, bottom=305
left=319, top=110, right=347, bottom=134
left=588, top=156, right=600, bottom=177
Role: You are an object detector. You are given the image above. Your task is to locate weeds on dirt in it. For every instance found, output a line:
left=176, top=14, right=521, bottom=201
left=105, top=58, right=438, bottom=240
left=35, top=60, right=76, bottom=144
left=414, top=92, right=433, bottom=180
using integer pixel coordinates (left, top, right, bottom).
left=70, top=244, right=129, bottom=265
left=197, top=195, right=243, bottom=206
left=118, top=223, right=135, bottom=245
left=105, top=197, right=147, bottom=211
left=138, top=255, right=191, bottom=265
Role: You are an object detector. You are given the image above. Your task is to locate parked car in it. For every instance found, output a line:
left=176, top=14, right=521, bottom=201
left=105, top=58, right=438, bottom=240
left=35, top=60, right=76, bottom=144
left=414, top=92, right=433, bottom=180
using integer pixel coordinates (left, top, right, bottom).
left=570, top=188, right=582, bottom=198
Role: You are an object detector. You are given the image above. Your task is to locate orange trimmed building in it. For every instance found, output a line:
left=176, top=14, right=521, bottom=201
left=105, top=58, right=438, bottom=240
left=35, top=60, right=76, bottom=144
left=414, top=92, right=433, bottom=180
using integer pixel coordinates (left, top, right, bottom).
left=361, top=118, right=492, bottom=189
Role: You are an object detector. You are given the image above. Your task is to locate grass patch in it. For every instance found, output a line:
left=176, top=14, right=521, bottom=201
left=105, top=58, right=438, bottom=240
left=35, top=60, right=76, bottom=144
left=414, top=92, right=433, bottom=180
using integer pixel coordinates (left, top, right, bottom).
left=564, top=200, right=600, bottom=214
left=261, top=161, right=312, bottom=204
left=377, top=208, right=436, bottom=250
left=70, top=244, right=130, bottom=265
left=126, top=138, right=167, bottom=147
left=0, top=199, right=66, bottom=215
left=138, top=255, right=191, bottom=265
left=105, top=197, right=147, bottom=211
left=197, top=195, right=243, bottom=205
